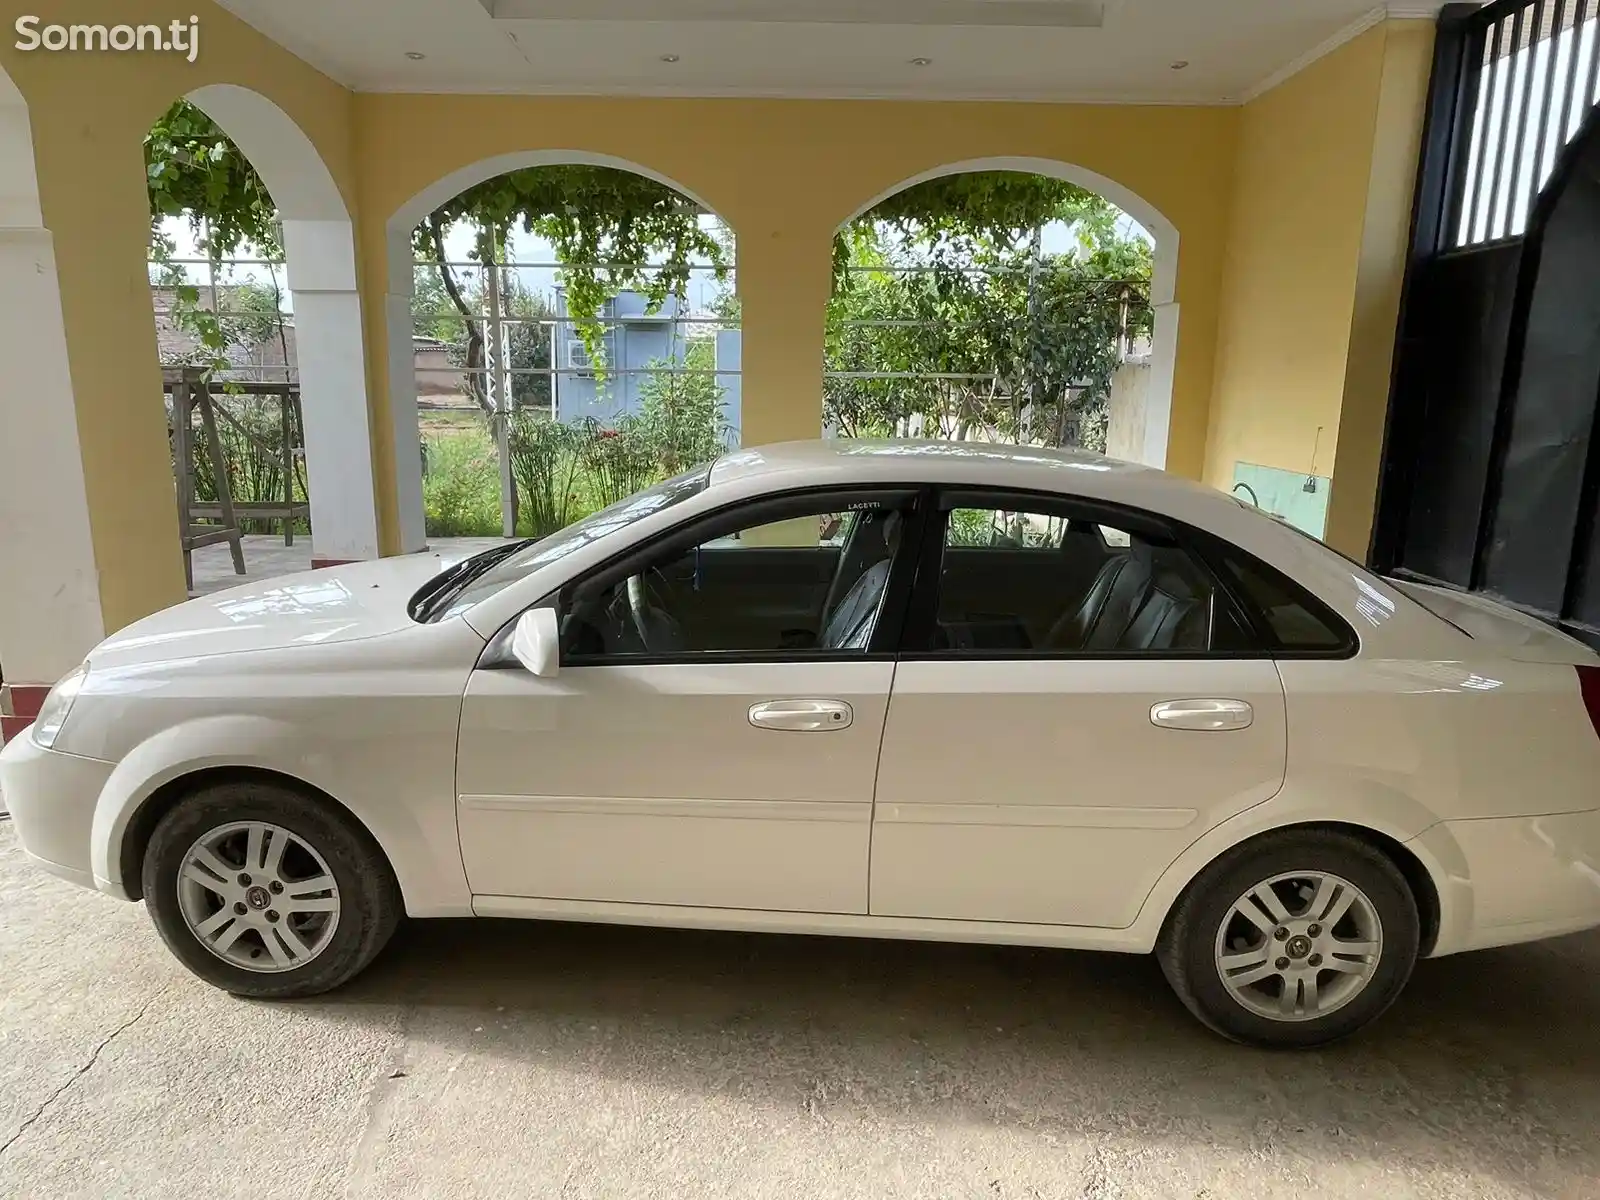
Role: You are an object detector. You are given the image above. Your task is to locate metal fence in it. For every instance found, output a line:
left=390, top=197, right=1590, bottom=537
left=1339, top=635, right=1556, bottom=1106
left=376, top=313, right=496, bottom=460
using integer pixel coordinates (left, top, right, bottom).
left=410, top=258, right=740, bottom=424
left=1452, top=0, right=1600, bottom=246
left=149, top=255, right=298, bottom=383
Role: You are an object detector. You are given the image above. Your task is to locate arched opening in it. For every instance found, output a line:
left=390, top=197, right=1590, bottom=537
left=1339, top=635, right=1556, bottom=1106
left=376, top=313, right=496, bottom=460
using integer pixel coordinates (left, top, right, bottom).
left=827, top=157, right=1178, bottom=467
left=0, top=64, right=103, bottom=742
left=385, top=155, right=738, bottom=549
left=145, top=85, right=374, bottom=590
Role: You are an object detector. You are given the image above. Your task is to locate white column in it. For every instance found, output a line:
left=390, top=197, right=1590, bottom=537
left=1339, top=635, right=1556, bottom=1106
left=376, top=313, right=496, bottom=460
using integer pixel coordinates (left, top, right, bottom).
left=0, top=226, right=106, bottom=687
left=385, top=288, right=427, bottom=554
left=0, top=74, right=104, bottom=750
left=283, top=218, right=381, bottom=563
left=1139, top=301, right=1180, bottom=470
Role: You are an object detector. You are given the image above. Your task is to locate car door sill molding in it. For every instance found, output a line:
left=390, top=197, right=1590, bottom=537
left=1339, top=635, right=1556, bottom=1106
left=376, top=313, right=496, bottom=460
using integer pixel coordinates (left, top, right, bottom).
left=458, top=794, right=871, bottom=822
left=875, top=803, right=1199, bottom=830
left=472, top=894, right=1151, bottom=953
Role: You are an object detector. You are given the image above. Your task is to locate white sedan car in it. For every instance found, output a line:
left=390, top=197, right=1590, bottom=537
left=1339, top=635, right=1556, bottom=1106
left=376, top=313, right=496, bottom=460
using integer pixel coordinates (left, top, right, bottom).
left=6, top=440, right=1600, bottom=1048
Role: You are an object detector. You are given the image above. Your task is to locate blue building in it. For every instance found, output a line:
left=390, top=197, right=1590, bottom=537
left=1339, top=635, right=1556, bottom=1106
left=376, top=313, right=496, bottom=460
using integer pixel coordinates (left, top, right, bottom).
left=552, top=287, right=741, bottom=441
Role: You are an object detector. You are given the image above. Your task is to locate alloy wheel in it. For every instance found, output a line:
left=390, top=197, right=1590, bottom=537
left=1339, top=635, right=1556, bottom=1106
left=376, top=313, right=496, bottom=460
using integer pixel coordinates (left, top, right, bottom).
left=175, top=820, right=341, bottom=973
left=1212, top=870, right=1383, bottom=1022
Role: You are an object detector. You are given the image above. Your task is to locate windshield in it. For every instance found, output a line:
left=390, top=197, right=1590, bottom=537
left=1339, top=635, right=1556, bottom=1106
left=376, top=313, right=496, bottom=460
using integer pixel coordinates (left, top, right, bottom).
left=412, top=464, right=712, bottom=623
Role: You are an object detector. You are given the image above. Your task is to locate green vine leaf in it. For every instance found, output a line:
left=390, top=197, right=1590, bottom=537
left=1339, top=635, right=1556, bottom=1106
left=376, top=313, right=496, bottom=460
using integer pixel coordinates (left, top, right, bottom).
left=413, top=166, right=729, bottom=368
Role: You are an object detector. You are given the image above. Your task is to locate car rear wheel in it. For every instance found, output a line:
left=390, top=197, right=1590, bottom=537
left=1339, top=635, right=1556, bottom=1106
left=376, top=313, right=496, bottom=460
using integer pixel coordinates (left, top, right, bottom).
left=1156, top=829, right=1421, bottom=1048
left=142, top=780, right=401, bottom=998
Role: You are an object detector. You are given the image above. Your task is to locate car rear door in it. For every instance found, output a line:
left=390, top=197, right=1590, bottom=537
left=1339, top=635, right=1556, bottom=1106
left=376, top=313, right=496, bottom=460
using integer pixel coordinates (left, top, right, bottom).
left=868, top=489, right=1289, bottom=929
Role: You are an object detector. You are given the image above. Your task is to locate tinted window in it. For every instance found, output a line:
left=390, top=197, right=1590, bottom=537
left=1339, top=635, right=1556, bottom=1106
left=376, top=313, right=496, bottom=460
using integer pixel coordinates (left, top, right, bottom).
left=947, top=507, right=1072, bottom=549
left=560, top=496, right=910, bottom=661
left=931, top=503, right=1243, bottom=654
left=1219, top=551, right=1355, bottom=652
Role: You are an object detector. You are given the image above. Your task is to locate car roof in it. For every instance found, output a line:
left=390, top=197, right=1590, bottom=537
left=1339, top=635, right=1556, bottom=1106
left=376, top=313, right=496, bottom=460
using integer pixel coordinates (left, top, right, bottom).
left=707, top=439, right=1244, bottom=525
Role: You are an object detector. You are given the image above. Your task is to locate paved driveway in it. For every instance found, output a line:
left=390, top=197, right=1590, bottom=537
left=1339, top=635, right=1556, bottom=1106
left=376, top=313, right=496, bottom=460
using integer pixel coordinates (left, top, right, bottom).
left=1, top=822, right=1597, bottom=1200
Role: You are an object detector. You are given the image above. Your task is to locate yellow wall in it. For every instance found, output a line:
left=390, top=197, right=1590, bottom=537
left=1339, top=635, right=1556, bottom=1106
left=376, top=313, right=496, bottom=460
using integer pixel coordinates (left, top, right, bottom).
left=1204, top=20, right=1433, bottom=555
left=0, top=0, right=361, bottom=629
left=1326, top=21, right=1435, bottom=554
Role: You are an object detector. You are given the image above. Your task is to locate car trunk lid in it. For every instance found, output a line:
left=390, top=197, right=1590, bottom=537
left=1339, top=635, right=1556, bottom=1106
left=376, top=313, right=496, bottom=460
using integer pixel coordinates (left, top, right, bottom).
left=1389, top=579, right=1600, bottom=664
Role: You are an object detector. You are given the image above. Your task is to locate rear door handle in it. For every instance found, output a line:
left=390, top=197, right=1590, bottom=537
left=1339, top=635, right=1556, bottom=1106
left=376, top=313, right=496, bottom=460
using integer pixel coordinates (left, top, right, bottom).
left=749, top=699, right=854, bottom=732
left=1150, top=698, right=1254, bottom=731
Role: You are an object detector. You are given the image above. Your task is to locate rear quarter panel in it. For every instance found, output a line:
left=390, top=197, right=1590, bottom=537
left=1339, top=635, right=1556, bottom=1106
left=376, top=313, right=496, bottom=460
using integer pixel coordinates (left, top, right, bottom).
left=1275, top=656, right=1600, bottom=823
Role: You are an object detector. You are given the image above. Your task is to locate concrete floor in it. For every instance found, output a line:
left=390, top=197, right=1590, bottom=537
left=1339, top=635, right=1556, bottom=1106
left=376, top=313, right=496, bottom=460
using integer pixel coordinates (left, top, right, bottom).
left=189, top=535, right=514, bottom=597
left=2, top=825, right=1599, bottom=1199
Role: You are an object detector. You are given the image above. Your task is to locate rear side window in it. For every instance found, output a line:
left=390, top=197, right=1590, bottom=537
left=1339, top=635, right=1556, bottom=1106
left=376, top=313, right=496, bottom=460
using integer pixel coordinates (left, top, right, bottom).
left=1217, top=550, right=1357, bottom=654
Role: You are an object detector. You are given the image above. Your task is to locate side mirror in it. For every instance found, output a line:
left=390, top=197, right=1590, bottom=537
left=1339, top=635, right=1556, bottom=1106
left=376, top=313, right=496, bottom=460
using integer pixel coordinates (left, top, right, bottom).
left=509, top=607, right=560, bottom=678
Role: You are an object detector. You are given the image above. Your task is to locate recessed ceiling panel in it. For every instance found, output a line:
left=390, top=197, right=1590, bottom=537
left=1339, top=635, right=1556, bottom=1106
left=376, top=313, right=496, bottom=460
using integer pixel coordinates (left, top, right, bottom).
left=482, top=0, right=1107, bottom=26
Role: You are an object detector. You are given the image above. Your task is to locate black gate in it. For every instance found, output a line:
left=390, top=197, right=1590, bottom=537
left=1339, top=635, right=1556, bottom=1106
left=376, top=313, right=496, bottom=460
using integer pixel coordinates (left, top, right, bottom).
left=1373, top=0, right=1600, bottom=648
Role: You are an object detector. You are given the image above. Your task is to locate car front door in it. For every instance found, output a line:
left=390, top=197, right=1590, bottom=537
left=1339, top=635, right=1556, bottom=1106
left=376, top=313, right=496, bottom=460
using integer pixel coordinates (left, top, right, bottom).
left=455, top=487, right=920, bottom=914
left=868, top=490, right=1290, bottom=929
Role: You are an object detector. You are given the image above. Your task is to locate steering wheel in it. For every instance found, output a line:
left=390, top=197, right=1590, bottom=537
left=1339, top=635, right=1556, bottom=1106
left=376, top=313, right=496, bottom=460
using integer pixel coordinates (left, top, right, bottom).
left=624, top=568, right=682, bottom=653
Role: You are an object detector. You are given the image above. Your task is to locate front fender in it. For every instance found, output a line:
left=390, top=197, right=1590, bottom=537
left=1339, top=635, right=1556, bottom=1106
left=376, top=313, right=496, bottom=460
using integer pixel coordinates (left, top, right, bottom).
left=88, top=713, right=470, bottom=915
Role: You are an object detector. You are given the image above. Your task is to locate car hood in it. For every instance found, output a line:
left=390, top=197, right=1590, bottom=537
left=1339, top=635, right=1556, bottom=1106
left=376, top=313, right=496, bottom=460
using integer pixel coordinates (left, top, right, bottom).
left=87, top=551, right=476, bottom=670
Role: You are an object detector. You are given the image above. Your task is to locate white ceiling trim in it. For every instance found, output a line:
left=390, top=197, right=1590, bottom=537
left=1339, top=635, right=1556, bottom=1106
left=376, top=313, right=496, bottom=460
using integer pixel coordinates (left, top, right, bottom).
left=1232, top=2, right=1443, bottom=104
left=1233, top=6, right=1388, bottom=103
left=483, top=0, right=1109, bottom=25
left=353, top=80, right=1238, bottom=105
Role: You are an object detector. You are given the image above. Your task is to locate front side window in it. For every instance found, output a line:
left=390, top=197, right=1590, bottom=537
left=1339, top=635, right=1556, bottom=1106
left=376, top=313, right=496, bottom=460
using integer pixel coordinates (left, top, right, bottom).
left=928, top=498, right=1251, bottom=655
left=559, top=494, right=913, bottom=661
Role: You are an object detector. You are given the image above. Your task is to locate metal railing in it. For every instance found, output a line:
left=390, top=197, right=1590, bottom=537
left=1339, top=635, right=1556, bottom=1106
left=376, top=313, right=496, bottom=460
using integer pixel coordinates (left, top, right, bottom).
left=149, top=255, right=297, bottom=383
left=411, top=259, right=739, bottom=418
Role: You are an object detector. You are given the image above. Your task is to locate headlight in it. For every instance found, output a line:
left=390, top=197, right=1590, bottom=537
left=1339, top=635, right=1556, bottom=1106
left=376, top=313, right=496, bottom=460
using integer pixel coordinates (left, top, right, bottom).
left=31, top=664, right=87, bottom=750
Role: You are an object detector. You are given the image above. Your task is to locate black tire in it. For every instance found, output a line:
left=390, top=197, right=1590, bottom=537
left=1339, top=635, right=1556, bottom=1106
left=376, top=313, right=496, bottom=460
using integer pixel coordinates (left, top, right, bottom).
left=141, top=779, right=402, bottom=999
left=1155, top=828, right=1420, bottom=1049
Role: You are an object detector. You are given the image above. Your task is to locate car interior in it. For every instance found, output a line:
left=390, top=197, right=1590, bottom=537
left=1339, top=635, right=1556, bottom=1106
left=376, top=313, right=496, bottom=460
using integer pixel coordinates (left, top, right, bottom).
left=557, top=498, right=1227, bottom=660
left=933, top=511, right=1219, bottom=653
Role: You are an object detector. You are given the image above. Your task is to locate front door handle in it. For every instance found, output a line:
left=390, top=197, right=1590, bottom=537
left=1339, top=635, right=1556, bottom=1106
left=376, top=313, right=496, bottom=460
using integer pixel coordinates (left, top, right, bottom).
left=1150, top=698, right=1254, bottom=731
left=749, top=699, right=854, bottom=732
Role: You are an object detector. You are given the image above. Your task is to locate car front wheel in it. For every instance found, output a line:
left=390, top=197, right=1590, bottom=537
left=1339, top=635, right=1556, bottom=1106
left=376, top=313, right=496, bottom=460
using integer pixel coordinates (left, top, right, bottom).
left=1156, top=829, right=1421, bottom=1048
left=142, top=780, right=401, bottom=998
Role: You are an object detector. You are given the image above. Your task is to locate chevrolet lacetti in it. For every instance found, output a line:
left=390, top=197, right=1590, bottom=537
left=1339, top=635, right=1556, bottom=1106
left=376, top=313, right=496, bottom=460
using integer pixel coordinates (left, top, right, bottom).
left=5, top=439, right=1600, bottom=1048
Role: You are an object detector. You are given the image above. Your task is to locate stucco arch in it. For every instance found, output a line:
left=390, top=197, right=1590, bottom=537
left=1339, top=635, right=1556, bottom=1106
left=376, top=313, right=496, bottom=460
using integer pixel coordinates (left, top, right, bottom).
left=176, top=85, right=378, bottom=565
left=383, top=150, right=734, bottom=552
left=836, top=156, right=1179, bottom=468
left=0, top=60, right=103, bottom=720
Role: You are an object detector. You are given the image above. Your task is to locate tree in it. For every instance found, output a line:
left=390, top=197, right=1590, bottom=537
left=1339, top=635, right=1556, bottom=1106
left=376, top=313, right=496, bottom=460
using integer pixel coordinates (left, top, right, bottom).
left=824, top=178, right=1153, bottom=451
left=414, top=172, right=729, bottom=366
left=146, top=101, right=278, bottom=257
left=146, top=101, right=290, bottom=379
left=635, top=340, right=727, bottom=472
left=830, top=171, right=1118, bottom=285
left=412, top=254, right=556, bottom=415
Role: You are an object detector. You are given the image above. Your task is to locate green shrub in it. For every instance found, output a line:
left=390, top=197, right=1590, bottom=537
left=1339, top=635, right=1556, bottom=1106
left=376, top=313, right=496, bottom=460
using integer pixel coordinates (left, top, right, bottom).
left=422, top=423, right=503, bottom=537
left=507, top=414, right=587, bottom=538
left=635, top=346, right=728, bottom=474
left=579, top=417, right=661, bottom=509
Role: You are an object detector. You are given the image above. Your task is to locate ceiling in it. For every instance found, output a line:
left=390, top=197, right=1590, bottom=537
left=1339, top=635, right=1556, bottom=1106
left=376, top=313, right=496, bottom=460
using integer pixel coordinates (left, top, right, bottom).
left=215, top=0, right=1448, bottom=104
